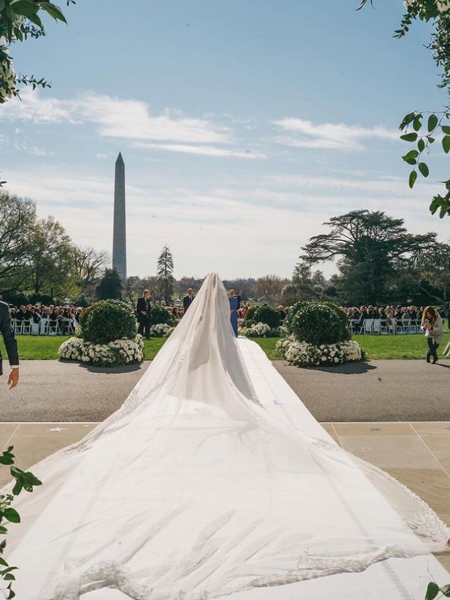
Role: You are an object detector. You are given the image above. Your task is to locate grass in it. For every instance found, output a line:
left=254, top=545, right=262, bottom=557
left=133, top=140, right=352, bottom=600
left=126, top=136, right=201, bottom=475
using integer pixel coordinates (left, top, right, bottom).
left=2, top=333, right=449, bottom=361
left=354, top=333, right=450, bottom=360
left=0, top=336, right=167, bottom=361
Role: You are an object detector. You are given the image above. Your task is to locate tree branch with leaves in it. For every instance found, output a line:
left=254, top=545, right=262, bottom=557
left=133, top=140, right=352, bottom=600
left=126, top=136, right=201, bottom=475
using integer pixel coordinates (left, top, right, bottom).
left=358, top=0, right=450, bottom=217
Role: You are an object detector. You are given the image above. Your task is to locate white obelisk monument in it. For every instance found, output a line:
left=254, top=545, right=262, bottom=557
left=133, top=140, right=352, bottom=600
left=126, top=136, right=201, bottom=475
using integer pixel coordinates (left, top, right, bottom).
left=112, top=152, right=127, bottom=280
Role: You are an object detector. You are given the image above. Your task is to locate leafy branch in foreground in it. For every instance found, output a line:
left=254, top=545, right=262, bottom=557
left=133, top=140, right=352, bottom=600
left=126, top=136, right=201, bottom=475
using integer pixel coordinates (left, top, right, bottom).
left=425, top=581, right=450, bottom=600
left=0, top=446, right=42, bottom=599
left=0, top=0, right=75, bottom=105
left=357, top=0, right=450, bottom=218
left=399, top=109, right=450, bottom=217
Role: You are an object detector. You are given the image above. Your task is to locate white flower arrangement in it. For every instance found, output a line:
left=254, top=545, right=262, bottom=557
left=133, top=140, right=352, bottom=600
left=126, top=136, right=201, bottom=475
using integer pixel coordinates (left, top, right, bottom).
left=239, top=322, right=280, bottom=338
left=150, top=323, right=175, bottom=337
left=58, top=335, right=144, bottom=367
left=276, top=335, right=364, bottom=368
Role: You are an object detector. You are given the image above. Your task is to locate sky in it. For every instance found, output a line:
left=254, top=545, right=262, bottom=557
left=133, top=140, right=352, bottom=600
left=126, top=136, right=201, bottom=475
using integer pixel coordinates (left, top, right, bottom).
left=1, top=0, right=449, bottom=280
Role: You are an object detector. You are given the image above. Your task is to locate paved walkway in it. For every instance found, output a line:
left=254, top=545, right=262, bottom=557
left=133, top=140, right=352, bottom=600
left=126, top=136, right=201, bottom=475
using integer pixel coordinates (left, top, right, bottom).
left=1, top=421, right=448, bottom=574
left=0, top=359, right=448, bottom=422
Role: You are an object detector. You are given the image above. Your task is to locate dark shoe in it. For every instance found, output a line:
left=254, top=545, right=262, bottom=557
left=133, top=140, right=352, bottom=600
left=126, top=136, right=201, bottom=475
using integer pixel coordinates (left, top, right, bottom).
left=426, top=355, right=431, bottom=363
left=432, top=358, right=438, bottom=364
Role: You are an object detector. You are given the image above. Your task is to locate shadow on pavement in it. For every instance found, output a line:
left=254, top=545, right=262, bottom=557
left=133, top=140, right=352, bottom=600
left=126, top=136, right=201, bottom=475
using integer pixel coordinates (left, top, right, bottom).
left=306, top=360, right=377, bottom=375
left=75, top=362, right=144, bottom=374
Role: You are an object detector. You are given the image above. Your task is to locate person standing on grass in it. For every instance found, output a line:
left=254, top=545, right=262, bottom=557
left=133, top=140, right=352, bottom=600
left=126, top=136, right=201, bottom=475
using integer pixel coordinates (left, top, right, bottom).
left=421, top=306, right=445, bottom=365
left=0, top=301, right=19, bottom=389
left=137, top=290, right=152, bottom=340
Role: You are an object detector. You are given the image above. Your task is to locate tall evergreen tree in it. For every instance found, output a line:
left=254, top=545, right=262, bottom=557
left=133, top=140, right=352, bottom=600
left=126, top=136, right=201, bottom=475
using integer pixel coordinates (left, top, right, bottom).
left=96, top=268, right=123, bottom=300
left=157, top=245, right=175, bottom=305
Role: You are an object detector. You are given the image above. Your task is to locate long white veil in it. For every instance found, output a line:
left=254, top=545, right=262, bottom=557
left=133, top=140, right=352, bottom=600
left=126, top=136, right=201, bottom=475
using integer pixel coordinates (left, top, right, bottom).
left=4, top=273, right=449, bottom=599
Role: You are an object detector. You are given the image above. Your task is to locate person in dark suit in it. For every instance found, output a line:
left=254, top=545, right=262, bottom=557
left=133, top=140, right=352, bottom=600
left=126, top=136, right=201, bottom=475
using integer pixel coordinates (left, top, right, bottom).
left=0, top=301, right=19, bottom=389
left=136, top=290, right=151, bottom=339
left=183, top=288, right=195, bottom=314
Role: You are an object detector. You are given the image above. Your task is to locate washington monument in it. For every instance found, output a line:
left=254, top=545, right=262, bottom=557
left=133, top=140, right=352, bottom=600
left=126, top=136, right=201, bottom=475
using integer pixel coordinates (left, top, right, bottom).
left=113, top=152, right=127, bottom=280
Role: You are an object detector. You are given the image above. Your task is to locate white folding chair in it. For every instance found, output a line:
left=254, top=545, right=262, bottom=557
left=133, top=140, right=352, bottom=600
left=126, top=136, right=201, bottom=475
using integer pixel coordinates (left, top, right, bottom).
left=372, top=319, right=381, bottom=335
left=379, top=319, right=389, bottom=335
left=12, top=319, right=22, bottom=335
left=40, top=318, right=49, bottom=335
left=21, top=319, right=32, bottom=335
left=363, top=319, right=373, bottom=335
left=48, top=320, right=59, bottom=336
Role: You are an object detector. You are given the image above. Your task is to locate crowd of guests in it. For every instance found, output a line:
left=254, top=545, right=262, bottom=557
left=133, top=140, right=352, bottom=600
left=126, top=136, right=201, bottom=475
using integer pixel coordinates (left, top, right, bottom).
left=345, top=304, right=441, bottom=334
left=9, top=304, right=84, bottom=335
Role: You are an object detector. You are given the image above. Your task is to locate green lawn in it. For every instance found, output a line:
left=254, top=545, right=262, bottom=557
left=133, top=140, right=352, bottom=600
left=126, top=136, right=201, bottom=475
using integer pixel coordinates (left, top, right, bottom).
left=1, top=333, right=449, bottom=361
left=0, top=336, right=167, bottom=361
left=354, top=333, right=450, bottom=360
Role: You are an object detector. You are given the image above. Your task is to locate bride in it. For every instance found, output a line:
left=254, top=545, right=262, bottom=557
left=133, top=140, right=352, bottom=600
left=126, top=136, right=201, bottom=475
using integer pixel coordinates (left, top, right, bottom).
left=4, top=274, right=450, bottom=599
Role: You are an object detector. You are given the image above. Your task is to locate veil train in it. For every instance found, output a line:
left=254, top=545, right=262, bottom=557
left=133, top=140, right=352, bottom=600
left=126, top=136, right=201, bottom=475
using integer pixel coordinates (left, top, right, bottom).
left=3, top=273, right=449, bottom=599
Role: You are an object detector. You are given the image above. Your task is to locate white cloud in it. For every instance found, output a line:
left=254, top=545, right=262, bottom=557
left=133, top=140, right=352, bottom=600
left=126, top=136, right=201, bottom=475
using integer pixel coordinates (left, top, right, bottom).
left=273, top=118, right=399, bottom=150
left=133, top=142, right=265, bottom=159
left=0, top=89, right=232, bottom=144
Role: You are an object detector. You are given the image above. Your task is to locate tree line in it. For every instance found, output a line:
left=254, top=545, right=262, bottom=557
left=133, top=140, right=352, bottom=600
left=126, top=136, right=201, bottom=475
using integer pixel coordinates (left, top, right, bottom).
left=1, top=193, right=449, bottom=308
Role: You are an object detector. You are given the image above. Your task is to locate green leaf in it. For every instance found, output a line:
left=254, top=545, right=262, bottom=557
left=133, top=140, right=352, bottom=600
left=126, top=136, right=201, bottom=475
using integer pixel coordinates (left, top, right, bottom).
left=425, top=582, right=440, bottom=600
left=399, top=111, right=416, bottom=130
left=39, top=2, right=67, bottom=23
left=10, top=0, right=39, bottom=16
left=0, top=457, right=14, bottom=466
left=418, top=162, right=429, bottom=177
left=0, top=567, right=17, bottom=577
left=0, top=526, right=8, bottom=534
left=442, top=125, right=450, bottom=135
left=413, top=116, right=422, bottom=131
left=27, top=12, right=43, bottom=28
left=428, top=114, right=439, bottom=132
left=418, top=138, right=425, bottom=152
left=0, top=557, right=8, bottom=567
left=409, top=170, right=417, bottom=189
left=3, top=573, right=16, bottom=581
left=427, top=136, right=435, bottom=144
left=400, top=132, right=418, bottom=142
left=3, top=509, right=20, bottom=524
left=443, top=136, right=450, bottom=154
left=11, top=481, right=22, bottom=496
left=441, top=584, right=450, bottom=597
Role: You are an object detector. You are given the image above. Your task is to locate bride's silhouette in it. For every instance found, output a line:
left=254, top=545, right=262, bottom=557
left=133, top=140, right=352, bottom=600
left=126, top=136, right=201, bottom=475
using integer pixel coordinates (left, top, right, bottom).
left=4, top=274, right=450, bottom=599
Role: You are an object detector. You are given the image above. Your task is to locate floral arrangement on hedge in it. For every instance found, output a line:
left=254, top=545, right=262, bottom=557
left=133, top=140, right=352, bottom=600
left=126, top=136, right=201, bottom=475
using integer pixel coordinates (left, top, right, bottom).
left=277, top=301, right=363, bottom=368
left=239, top=322, right=280, bottom=338
left=58, top=300, right=144, bottom=367
left=276, top=337, right=363, bottom=368
left=150, top=323, right=175, bottom=337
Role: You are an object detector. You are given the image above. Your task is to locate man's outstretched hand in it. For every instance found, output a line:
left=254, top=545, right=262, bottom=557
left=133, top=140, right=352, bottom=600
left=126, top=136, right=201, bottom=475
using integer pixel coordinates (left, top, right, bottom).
left=8, top=368, right=19, bottom=390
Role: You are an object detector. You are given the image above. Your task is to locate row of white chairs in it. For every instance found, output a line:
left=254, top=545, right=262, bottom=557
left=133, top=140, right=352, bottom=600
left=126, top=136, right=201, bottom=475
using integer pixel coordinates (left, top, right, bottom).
left=12, top=318, right=77, bottom=336
left=349, top=318, right=423, bottom=335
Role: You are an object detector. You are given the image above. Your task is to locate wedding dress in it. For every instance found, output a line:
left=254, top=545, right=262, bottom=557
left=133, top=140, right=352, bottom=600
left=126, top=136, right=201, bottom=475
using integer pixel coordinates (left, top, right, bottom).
left=3, top=273, right=450, bottom=600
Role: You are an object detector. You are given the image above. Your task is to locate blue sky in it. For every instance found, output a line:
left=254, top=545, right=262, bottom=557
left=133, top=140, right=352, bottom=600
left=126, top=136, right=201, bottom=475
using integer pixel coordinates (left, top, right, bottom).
left=1, top=0, right=449, bottom=279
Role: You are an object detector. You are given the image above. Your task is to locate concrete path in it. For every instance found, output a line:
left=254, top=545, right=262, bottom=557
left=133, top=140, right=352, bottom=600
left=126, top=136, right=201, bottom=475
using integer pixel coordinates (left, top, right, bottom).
left=273, top=359, right=450, bottom=422
left=0, top=359, right=448, bottom=422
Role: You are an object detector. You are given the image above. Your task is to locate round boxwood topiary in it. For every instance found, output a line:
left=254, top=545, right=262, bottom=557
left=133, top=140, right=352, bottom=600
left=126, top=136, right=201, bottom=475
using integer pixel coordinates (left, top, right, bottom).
left=253, top=305, right=280, bottom=329
left=79, top=300, right=137, bottom=345
left=284, top=300, right=308, bottom=334
left=150, top=304, right=174, bottom=326
left=321, top=301, right=351, bottom=342
left=290, top=302, right=348, bottom=346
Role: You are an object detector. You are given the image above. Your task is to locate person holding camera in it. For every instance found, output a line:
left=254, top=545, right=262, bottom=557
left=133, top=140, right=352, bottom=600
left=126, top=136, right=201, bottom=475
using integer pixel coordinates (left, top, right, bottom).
left=421, top=306, right=445, bottom=364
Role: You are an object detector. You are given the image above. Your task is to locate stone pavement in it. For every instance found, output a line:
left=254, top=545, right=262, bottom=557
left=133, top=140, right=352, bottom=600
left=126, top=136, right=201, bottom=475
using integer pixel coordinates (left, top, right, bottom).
left=1, top=421, right=448, bottom=574
left=0, top=359, right=448, bottom=422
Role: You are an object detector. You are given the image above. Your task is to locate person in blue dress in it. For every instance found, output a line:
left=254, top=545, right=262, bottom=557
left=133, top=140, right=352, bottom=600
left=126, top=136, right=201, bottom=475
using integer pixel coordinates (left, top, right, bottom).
left=229, top=290, right=239, bottom=337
